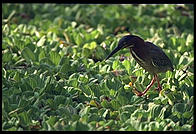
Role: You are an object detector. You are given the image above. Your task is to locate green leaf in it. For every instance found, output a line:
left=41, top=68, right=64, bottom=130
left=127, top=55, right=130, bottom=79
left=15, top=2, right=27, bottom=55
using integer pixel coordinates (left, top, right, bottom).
left=80, top=84, right=91, bottom=96
left=79, top=106, right=90, bottom=117
left=172, top=103, right=185, bottom=113
left=122, top=60, right=131, bottom=74
left=148, top=121, right=160, bottom=131
left=170, top=36, right=176, bottom=46
left=2, top=51, right=12, bottom=62
left=18, top=112, right=31, bottom=126
left=186, top=34, right=193, bottom=46
left=112, top=60, right=120, bottom=70
left=39, top=50, right=46, bottom=61
left=37, top=36, right=46, bottom=47
left=71, top=21, right=77, bottom=28
left=120, top=111, right=130, bottom=122
left=54, top=95, right=66, bottom=106
left=82, top=48, right=91, bottom=58
left=21, top=47, right=36, bottom=62
left=148, top=104, right=162, bottom=120
left=13, top=72, right=20, bottom=82
left=100, top=100, right=110, bottom=109
left=73, top=121, right=89, bottom=131
left=91, top=30, right=99, bottom=39
left=178, top=56, right=188, bottom=65
left=110, top=100, right=121, bottom=110
left=47, top=116, right=58, bottom=128
left=75, top=33, right=83, bottom=46
left=83, top=41, right=97, bottom=50
left=79, top=74, right=89, bottom=83
left=181, top=124, right=192, bottom=131
left=104, top=120, right=114, bottom=127
left=94, top=46, right=106, bottom=60
left=102, top=109, right=109, bottom=118
left=59, top=62, right=70, bottom=74
left=158, top=107, right=167, bottom=119
left=49, top=51, right=61, bottom=65
left=40, top=57, right=54, bottom=66
left=2, top=4, right=194, bottom=131
left=183, top=111, right=192, bottom=119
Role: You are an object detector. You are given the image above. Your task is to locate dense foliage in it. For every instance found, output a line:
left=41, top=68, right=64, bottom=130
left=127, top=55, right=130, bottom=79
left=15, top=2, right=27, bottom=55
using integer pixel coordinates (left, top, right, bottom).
left=2, top=4, right=194, bottom=131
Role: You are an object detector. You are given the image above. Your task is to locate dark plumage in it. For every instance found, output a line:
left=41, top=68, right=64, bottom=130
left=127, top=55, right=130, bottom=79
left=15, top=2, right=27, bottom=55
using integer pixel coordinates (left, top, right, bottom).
left=106, top=35, right=173, bottom=96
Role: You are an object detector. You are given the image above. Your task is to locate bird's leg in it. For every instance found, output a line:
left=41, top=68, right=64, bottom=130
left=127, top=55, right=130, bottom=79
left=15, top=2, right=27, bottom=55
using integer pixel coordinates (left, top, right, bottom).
left=136, top=75, right=156, bottom=96
left=155, top=74, right=162, bottom=91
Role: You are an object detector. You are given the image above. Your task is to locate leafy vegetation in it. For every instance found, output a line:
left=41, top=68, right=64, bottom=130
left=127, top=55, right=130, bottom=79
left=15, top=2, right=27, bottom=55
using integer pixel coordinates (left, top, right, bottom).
left=2, top=4, right=194, bottom=131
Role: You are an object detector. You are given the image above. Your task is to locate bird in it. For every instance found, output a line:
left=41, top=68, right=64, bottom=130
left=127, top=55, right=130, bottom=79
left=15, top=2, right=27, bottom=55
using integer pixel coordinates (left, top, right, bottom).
left=105, top=35, right=173, bottom=96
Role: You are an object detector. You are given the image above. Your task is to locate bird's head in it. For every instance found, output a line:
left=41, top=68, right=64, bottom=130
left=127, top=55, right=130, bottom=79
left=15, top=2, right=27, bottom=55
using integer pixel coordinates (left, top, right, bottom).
left=105, top=35, right=144, bottom=60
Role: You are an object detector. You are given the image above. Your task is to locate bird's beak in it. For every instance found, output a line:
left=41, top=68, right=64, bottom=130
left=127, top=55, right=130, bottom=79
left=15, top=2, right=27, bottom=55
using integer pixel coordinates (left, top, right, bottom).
left=105, top=45, right=123, bottom=60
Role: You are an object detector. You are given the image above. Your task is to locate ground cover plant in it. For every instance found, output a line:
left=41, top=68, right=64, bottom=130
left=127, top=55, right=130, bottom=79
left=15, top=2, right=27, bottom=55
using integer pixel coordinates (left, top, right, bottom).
left=2, top=4, right=194, bottom=131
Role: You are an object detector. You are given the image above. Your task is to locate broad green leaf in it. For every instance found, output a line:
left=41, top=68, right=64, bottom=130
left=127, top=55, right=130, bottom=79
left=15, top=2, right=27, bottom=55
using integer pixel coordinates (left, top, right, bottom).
left=49, top=51, right=61, bottom=65
left=170, top=37, right=176, bottom=46
left=75, top=33, right=83, bottom=46
left=122, top=60, right=131, bottom=74
left=39, top=50, right=46, bottom=61
left=40, top=57, right=54, bottom=66
left=183, top=111, right=192, bottom=119
left=178, top=56, right=188, bottom=65
left=91, top=30, right=99, bottom=39
left=112, top=60, right=119, bottom=70
left=73, top=121, right=89, bottom=131
left=82, top=48, right=91, bottom=58
left=148, top=104, right=162, bottom=120
left=21, top=47, right=36, bottom=62
left=68, top=79, right=78, bottom=88
left=94, top=46, right=106, bottom=60
left=120, top=111, right=129, bottom=122
left=110, top=100, right=121, bottom=110
left=100, top=100, right=110, bottom=109
left=80, top=84, right=91, bottom=96
left=172, top=103, right=185, bottom=113
left=60, top=62, right=70, bottom=74
left=18, top=112, right=31, bottom=125
left=2, top=4, right=194, bottom=131
left=83, top=41, right=97, bottom=50
left=2, top=51, right=12, bottom=62
left=54, top=95, right=66, bottom=106
left=47, top=116, right=58, bottom=127
left=79, top=74, right=89, bottom=83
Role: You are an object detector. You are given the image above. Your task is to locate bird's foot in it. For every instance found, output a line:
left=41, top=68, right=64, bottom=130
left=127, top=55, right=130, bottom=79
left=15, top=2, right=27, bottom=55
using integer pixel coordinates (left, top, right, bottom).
left=155, top=86, right=162, bottom=92
left=136, top=92, right=145, bottom=96
left=133, top=88, right=145, bottom=96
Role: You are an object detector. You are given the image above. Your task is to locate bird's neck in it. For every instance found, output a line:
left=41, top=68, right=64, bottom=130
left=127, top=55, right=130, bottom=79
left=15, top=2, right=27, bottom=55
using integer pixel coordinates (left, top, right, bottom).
left=130, top=46, right=146, bottom=63
left=128, top=36, right=146, bottom=62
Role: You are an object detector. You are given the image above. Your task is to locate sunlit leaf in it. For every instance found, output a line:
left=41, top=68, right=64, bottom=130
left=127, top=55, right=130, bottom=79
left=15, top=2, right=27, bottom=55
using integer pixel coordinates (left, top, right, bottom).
left=37, top=36, right=46, bottom=47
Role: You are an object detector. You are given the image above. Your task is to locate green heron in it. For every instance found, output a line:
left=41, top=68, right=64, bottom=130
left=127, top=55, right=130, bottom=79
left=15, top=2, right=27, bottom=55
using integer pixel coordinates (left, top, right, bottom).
left=106, top=35, right=173, bottom=96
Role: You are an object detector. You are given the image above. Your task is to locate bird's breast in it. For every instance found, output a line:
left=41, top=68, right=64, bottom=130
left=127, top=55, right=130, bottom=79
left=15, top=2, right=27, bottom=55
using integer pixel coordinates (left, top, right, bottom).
left=130, top=48, right=157, bottom=74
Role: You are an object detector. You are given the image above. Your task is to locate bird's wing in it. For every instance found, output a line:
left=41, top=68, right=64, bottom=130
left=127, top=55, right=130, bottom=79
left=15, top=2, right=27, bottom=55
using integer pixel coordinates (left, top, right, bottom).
left=145, top=41, right=173, bottom=68
left=151, top=57, right=171, bottom=68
